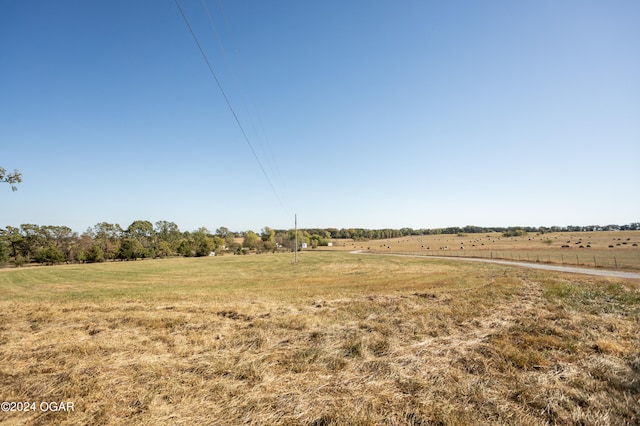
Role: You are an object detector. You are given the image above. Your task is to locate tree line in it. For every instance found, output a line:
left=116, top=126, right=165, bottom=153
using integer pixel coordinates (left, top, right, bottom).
left=1, top=221, right=638, bottom=267
left=308, top=223, right=640, bottom=240
left=0, top=221, right=319, bottom=266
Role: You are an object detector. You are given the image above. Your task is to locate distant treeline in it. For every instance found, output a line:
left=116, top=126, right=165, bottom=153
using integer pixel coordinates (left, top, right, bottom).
left=0, top=222, right=298, bottom=266
left=291, top=223, right=640, bottom=241
left=1, top=221, right=638, bottom=266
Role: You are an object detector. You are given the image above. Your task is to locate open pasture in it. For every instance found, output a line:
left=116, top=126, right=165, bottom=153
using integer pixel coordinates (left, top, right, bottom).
left=1, top=252, right=639, bottom=425
left=335, top=231, right=640, bottom=271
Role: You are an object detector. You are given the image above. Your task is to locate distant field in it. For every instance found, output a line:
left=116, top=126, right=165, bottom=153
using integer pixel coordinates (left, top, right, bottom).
left=321, top=231, right=640, bottom=271
left=1, top=252, right=639, bottom=425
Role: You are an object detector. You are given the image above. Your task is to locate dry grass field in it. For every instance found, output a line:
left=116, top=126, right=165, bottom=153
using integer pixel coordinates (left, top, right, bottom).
left=1, top=252, right=639, bottom=425
left=327, top=231, right=640, bottom=271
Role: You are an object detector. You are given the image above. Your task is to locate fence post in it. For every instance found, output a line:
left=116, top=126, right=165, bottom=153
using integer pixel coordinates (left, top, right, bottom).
left=576, top=255, right=579, bottom=266
left=614, top=257, right=617, bottom=269
left=593, top=256, right=597, bottom=267
left=561, top=254, right=564, bottom=264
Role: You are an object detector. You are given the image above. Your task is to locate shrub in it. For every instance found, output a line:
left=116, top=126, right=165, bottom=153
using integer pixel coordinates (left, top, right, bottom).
left=503, top=228, right=527, bottom=237
left=35, top=246, right=65, bottom=264
left=86, top=245, right=105, bottom=263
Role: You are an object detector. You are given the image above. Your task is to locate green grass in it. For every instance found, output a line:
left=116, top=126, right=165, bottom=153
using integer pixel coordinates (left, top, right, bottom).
left=542, top=275, right=640, bottom=317
left=0, top=252, right=484, bottom=303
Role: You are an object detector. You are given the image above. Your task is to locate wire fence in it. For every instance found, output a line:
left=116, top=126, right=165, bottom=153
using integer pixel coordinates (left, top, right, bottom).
left=372, top=248, right=640, bottom=271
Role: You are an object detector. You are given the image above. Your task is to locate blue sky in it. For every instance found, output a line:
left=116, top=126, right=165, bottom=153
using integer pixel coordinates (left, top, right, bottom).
left=2, top=0, right=638, bottom=233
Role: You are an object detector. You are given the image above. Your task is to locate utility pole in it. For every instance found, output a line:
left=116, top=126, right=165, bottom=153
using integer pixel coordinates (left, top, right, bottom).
left=294, top=213, right=298, bottom=264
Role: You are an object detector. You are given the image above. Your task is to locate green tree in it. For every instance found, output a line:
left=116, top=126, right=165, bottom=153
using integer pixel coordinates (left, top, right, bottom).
left=193, top=228, right=214, bottom=257
left=216, top=227, right=236, bottom=248
left=212, top=235, right=224, bottom=251
left=18, top=224, right=46, bottom=262
left=155, top=221, right=181, bottom=255
left=35, top=245, right=65, bottom=265
left=243, top=230, right=260, bottom=250
left=1, top=226, right=28, bottom=263
left=309, top=233, right=330, bottom=248
left=117, top=238, right=144, bottom=260
left=0, top=167, right=22, bottom=191
left=73, top=231, right=95, bottom=263
left=28, top=225, right=78, bottom=264
left=156, top=241, right=173, bottom=258
left=85, top=244, right=105, bottom=263
left=176, top=234, right=195, bottom=257
left=284, top=229, right=309, bottom=250
left=126, top=220, right=156, bottom=258
left=0, top=238, right=9, bottom=263
left=93, top=222, right=123, bottom=260
left=45, top=225, right=77, bottom=262
left=503, top=228, right=527, bottom=237
left=261, top=226, right=277, bottom=252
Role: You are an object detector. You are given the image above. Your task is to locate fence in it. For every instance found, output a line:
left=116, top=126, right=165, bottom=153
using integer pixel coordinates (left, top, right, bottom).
left=372, top=248, right=640, bottom=271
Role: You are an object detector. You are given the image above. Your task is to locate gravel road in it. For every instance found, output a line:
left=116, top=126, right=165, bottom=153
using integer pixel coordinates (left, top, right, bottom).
left=353, top=251, right=640, bottom=280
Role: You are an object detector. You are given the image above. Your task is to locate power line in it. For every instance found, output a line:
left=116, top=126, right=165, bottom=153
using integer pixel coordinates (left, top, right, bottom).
left=200, top=0, right=288, bottom=203
left=174, top=0, right=288, bottom=214
left=201, top=0, right=287, bottom=203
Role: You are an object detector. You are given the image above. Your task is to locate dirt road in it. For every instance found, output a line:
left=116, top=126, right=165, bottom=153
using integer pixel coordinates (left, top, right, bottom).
left=353, top=251, right=640, bottom=280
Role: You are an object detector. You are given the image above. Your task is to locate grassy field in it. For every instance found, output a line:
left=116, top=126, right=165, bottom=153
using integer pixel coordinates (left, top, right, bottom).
left=1, top=252, right=639, bottom=425
left=325, top=231, right=640, bottom=271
